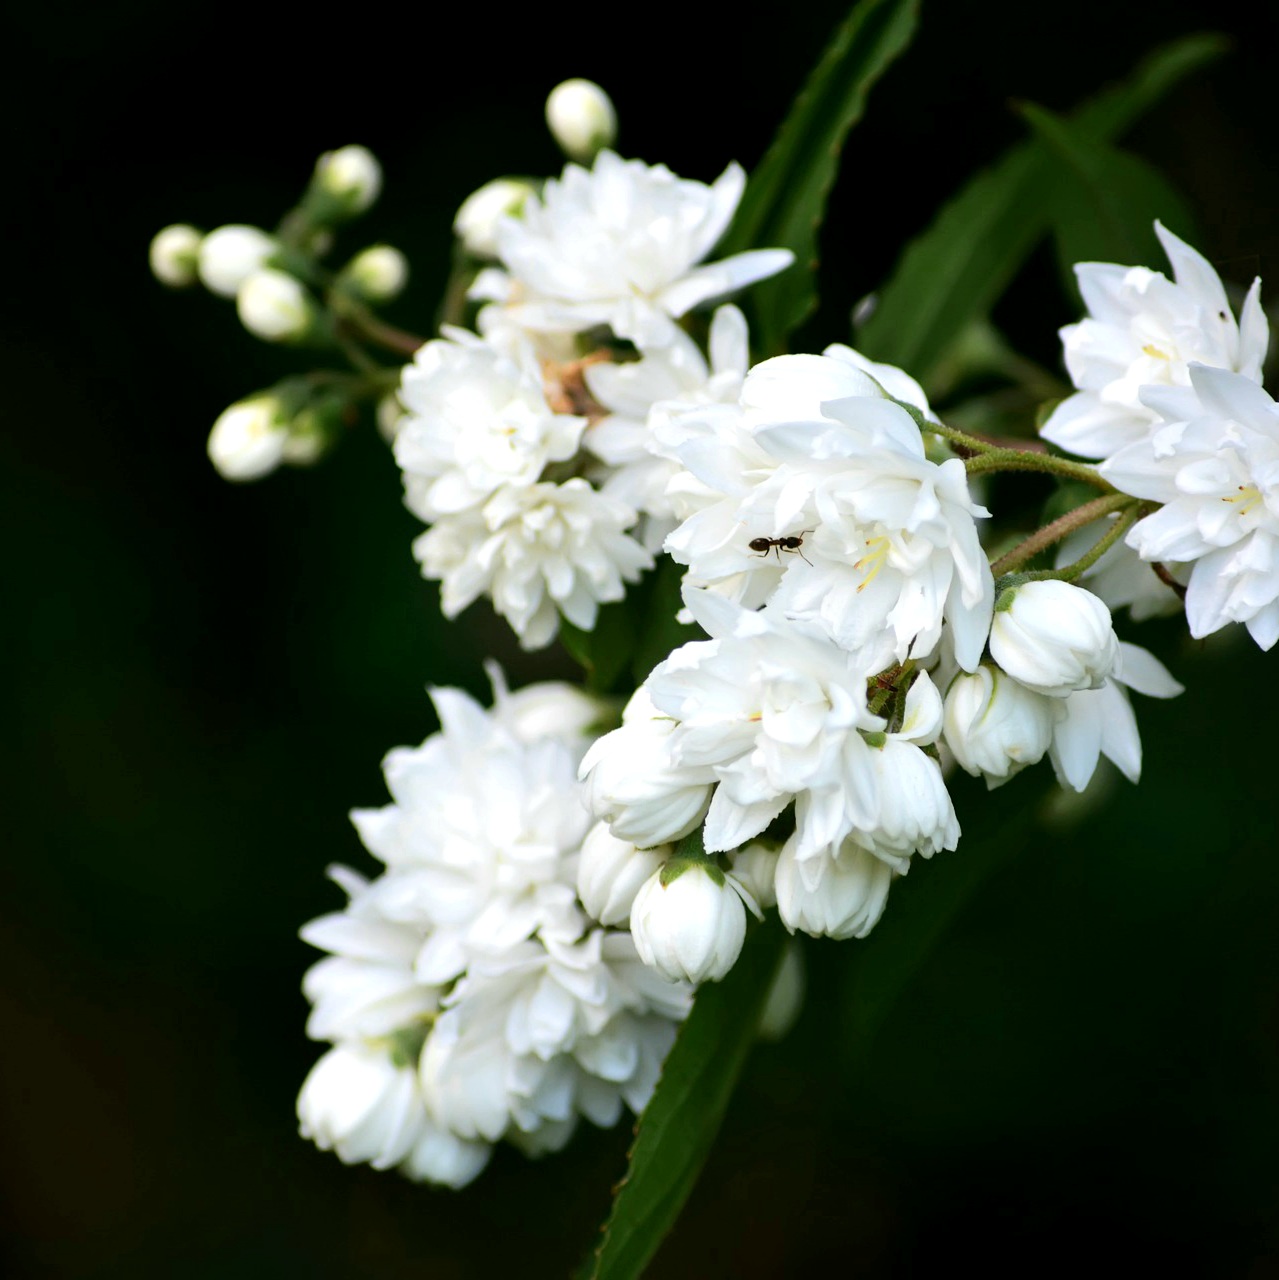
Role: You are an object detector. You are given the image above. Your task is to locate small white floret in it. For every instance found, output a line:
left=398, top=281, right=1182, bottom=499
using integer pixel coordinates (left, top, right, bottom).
left=629, top=862, right=747, bottom=984
left=344, top=245, right=408, bottom=301
left=314, top=144, right=382, bottom=214
left=206, top=395, right=290, bottom=482
left=454, top=178, right=538, bottom=258
left=197, top=224, right=277, bottom=297
left=149, top=223, right=202, bottom=287
left=990, top=580, right=1119, bottom=697
left=236, top=268, right=315, bottom=342
left=545, top=78, right=618, bottom=162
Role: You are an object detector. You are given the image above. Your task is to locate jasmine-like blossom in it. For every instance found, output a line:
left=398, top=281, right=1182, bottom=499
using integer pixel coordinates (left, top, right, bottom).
left=471, top=150, right=793, bottom=347
left=413, top=478, right=652, bottom=649
left=662, top=349, right=993, bottom=670
left=1101, top=365, right=1279, bottom=649
left=584, top=305, right=750, bottom=551
left=942, top=665, right=1061, bottom=788
left=989, top=579, right=1119, bottom=697
left=629, top=861, right=751, bottom=984
left=1040, top=221, right=1268, bottom=461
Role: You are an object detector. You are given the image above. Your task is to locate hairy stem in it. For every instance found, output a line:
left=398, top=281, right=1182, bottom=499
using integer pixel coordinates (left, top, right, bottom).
left=989, top=492, right=1137, bottom=577
left=965, top=447, right=1115, bottom=489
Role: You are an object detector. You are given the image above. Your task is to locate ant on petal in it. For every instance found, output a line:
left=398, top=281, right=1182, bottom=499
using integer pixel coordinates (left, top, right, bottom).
left=748, top=530, right=814, bottom=566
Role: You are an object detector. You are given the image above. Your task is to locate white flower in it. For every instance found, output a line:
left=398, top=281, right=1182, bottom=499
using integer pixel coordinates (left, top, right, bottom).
left=197, top=224, right=277, bottom=297
left=298, top=1042, right=427, bottom=1170
left=413, top=478, right=652, bottom=649
left=236, top=269, right=315, bottom=341
left=774, top=835, right=893, bottom=941
left=343, top=245, right=408, bottom=301
left=484, top=660, right=606, bottom=745
left=1050, top=642, right=1183, bottom=791
left=989, top=580, right=1119, bottom=696
left=314, top=144, right=382, bottom=214
left=1101, top=365, right=1279, bottom=649
left=349, top=684, right=592, bottom=984
left=300, top=865, right=441, bottom=1041
left=420, top=931, right=689, bottom=1146
left=584, top=305, right=750, bottom=552
left=298, top=1041, right=492, bottom=1186
left=149, top=223, right=202, bottom=287
left=1040, top=221, right=1268, bottom=461
left=629, top=862, right=748, bottom=984
left=579, top=687, right=717, bottom=849
left=473, top=150, right=793, bottom=347
left=454, top=178, right=538, bottom=258
left=396, top=326, right=587, bottom=521
left=943, top=664, right=1061, bottom=787
left=639, top=591, right=887, bottom=856
left=578, top=822, right=668, bottom=926
left=206, top=394, right=290, bottom=481
left=662, top=350, right=993, bottom=670
left=545, top=78, right=617, bottom=162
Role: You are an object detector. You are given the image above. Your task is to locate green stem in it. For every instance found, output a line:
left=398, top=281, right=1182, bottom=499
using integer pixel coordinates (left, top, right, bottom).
left=927, top=421, right=1004, bottom=458
left=965, top=447, right=1115, bottom=490
left=990, top=492, right=1137, bottom=577
left=1025, top=502, right=1141, bottom=583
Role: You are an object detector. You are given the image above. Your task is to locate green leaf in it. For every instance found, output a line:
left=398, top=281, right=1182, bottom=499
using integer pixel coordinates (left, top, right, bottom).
left=586, top=923, right=786, bottom=1280
left=719, top=0, right=920, bottom=356
left=856, top=32, right=1228, bottom=384
left=561, top=596, right=640, bottom=696
left=1019, top=101, right=1200, bottom=302
left=629, top=557, right=699, bottom=686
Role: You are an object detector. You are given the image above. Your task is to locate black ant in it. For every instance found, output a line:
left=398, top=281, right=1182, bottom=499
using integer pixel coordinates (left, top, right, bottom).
left=748, top=530, right=813, bottom=566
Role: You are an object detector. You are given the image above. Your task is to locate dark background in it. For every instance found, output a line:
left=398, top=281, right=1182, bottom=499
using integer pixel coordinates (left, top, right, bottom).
left=4, top=1, right=1279, bottom=1275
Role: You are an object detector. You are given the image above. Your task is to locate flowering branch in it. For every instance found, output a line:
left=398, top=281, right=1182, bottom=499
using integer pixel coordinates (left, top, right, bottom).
left=963, top=445, right=1115, bottom=490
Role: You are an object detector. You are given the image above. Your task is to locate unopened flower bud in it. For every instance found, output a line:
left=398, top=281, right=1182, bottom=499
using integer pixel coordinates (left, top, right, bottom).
left=297, top=1042, right=424, bottom=1169
left=757, top=940, right=805, bottom=1042
left=207, top=394, right=290, bottom=481
left=630, top=860, right=747, bottom=984
left=400, top=1126, right=491, bottom=1189
left=453, top=177, right=537, bottom=258
left=236, top=269, right=316, bottom=342
left=545, top=78, right=617, bottom=163
left=775, top=838, right=892, bottom=941
left=149, top=223, right=202, bottom=287
left=728, top=841, right=779, bottom=910
left=376, top=393, right=404, bottom=442
left=198, top=224, right=277, bottom=297
left=342, top=245, right=408, bottom=302
left=943, top=665, right=1060, bottom=787
left=990, top=579, right=1119, bottom=698
left=578, top=822, right=667, bottom=926
left=314, top=144, right=382, bottom=215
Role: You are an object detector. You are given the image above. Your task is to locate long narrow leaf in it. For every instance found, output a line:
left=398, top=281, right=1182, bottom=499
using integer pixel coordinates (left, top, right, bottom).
left=1019, top=101, right=1200, bottom=299
left=720, top=0, right=920, bottom=355
left=856, top=33, right=1227, bottom=381
left=587, top=924, right=786, bottom=1280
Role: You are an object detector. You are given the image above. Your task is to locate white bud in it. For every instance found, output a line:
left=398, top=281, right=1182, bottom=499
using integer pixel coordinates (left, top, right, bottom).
left=197, top=224, right=277, bottom=297
left=376, top=392, right=405, bottom=442
left=401, top=1126, right=492, bottom=1189
left=757, top=940, right=805, bottom=1042
left=207, top=395, right=290, bottom=481
left=236, top=268, right=315, bottom=342
left=297, top=1043, right=426, bottom=1169
left=578, top=706, right=715, bottom=849
left=727, top=841, right=779, bottom=910
left=545, top=78, right=617, bottom=163
left=578, top=822, right=667, bottom=926
left=943, top=665, right=1060, bottom=787
left=990, top=580, right=1119, bottom=697
left=149, top=223, right=202, bottom=287
left=630, top=862, right=747, bottom=984
left=315, top=144, right=382, bottom=213
left=344, top=245, right=408, bottom=301
left=453, top=177, right=537, bottom=258
left=775, top=837, right=893, bottom=941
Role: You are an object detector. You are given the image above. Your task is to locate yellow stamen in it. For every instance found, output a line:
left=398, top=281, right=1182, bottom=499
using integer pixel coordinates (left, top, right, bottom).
left=1223, top=483, right=1262, bottom=515
left=1142, top=343, right=1171, bottom=360
left=855, top=535, right=890, bottom=593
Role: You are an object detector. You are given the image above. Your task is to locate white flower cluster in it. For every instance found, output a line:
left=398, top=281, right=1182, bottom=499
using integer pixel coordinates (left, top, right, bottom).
left=1040, top=222, right=1279, bottom=648
left=578, top=335, right=1189, bottom=983
left=296, top=670, right=691, bottom=1185
left=392, top=144, right=794, bottom=648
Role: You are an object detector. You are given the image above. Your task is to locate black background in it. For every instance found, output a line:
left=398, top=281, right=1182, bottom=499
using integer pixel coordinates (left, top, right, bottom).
left=4, top=1, right=1279, bottom=1276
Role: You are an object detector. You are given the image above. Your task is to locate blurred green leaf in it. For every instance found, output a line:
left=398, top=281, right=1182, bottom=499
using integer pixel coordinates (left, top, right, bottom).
left=586, top=923, right=786, bottom=1280
left=721, top=0, right=920, bottom=356
left=856, top=32, right=1228, bottom=383
left=1020, top=101, right=1199, bottom=300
